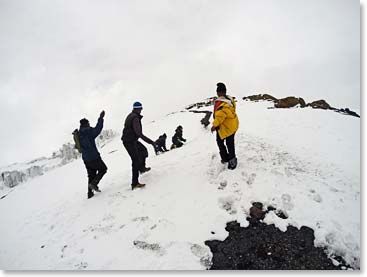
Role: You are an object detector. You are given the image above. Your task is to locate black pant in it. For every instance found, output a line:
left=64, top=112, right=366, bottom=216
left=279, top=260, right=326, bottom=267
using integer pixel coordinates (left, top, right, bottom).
left=155, top=143, right=168, bottom=154
left=174, top=141, right=183, bottom=148
left=84, top=158, right=108, bottom=194
left=216, top=132, right=236, bottom=162
left=123, top=141, right=148, bottom=185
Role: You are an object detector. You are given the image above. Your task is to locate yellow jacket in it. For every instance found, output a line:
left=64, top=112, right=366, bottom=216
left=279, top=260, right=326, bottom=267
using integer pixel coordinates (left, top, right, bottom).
left=212, top=96, right=239, bottom=139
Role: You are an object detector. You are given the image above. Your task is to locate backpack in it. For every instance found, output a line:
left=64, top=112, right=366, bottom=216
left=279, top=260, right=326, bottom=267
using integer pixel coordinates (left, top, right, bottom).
left=72, top=129, right=82, bottom=153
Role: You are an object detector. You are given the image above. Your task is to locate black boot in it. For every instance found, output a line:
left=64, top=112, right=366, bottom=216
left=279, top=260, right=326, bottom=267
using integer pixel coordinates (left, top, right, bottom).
left=132, top=182, right=146, bottom=190
left=88, top=191, right=94, bottom=199
left=228, top=157, right=237, bottom=170
left=88, top=178, right=101, bottom=192
left=139, top=167, right=151, bottom=174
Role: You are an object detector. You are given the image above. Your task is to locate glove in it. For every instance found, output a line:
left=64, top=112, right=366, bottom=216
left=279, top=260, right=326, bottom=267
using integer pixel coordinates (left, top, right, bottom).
left=211, top=125, right=216, bottom=133
left=100, top=110, right=105, bottom=118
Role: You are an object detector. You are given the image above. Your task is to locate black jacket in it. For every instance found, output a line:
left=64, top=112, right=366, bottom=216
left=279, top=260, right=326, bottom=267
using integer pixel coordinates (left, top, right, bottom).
left=155, top=135, right=168, bottom=151
left=121, top=111, right=154, bottom=144
left=172, top=128, right=186, bottom=145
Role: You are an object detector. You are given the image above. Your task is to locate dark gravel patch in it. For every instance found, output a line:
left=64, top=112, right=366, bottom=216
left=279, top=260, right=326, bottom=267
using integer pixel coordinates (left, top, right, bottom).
left=205, top=203, right=351, bottom=270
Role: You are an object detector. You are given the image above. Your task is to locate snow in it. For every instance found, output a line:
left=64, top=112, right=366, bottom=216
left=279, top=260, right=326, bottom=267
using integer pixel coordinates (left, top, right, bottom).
left=0, top=100, right=360, bottom=269
left=0, top=130, right=116, bottom=193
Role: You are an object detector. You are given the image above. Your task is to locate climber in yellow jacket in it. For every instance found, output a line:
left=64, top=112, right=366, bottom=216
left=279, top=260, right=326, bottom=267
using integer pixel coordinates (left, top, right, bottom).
left=211, top=82, right=239, bottom=169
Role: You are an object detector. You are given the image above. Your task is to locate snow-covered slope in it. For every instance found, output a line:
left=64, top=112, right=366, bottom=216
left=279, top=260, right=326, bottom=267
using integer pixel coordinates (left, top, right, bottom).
left=0, top=100, right=360, bottom=269
left=0, top=130, right=116, bottom=192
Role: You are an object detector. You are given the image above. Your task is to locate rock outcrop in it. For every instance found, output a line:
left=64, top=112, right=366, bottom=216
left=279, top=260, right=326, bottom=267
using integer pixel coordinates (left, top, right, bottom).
left=306, top=100, right=333, bottom=110
left=274, top=97, right=307, bottom=108
left=186, top=97, right=217, bottom=110
left=243, top=93, right=359, bottom=117
left=243, top=94, right=278, bottom=102
left=205, top=202, right=352, bottom=270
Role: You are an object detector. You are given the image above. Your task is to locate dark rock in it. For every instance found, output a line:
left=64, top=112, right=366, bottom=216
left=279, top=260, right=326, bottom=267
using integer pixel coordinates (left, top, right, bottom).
left=307, top=99, right=332, bottom=110
left=205, top=202, right=352, bottom=270
left=225, top=221, right=242, bottom=233
left=205, top=219, right=351, bottom=270
left=243, top=94, right=278, bottom=102
left=335, top=108, right=360, bottom=118
left=275, top=210, right=288, bottom=219
left=252, top=202, right=263, bottom=210
left=185, top=97, right=217, bottom=110
left=274, top=97, right=303, bottom=108
left=250, top=206, right=266, bottom=221
left=299, top=97, right=306, bottom=107
left=242, top=94, right=359, bottom=118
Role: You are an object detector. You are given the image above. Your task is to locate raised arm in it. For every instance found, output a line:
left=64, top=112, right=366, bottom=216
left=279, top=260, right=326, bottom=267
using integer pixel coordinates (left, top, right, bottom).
left=91, top=111, right=105, bottom=138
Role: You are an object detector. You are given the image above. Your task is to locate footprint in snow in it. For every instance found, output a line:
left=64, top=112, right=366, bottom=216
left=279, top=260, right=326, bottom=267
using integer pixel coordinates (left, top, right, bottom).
left=133, top=240, right=165, bottom=256
left=218, top=180, right=228, bottom=190
left=325, top=232, right=336, bottom=244
left=108, top=191, right=127, bottom=199
left=102, top=214, right=116, bottom=222
left=309, top=189, right=322, bottom=203
left=281, top=194, right=294, bottom=211
left=284, top=167, right=294, bottom=177
left=60, top=245, right=68, bottom=258
left=246, top=173, right=256, bottom=186
left=132, top=216, right=149, bottom=222
left=74, top=262, right=88, bottom=269
left=218, top=196, right=237, bottom=215
left=312, top=194, right=322, bottom=203
left=190, top=243, right=212, bottom=269
left=190, top=243, right=208, bottom=257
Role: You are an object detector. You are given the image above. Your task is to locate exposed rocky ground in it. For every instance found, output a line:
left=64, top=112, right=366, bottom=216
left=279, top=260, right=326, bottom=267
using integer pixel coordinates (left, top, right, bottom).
left=243, top=94, right=360, bottom=117
left=205, top=203, right=352, bottom=270
left=185, top=97, right=217, bottom=110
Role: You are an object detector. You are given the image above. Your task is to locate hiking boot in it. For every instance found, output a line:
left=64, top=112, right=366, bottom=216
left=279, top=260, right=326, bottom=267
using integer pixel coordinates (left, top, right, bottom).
left=132, top=183, right=146, bottom=190
left=221, top=159, right=228, bottom=164
left=139, top=167, right=151, bottom=174
left=228, top=157, right=237, bottom=170
left=88, top=182, right=101, bottom=192
left=94, top=186, right=101, bottom=192
left=88, top=191, right=94, bottom=199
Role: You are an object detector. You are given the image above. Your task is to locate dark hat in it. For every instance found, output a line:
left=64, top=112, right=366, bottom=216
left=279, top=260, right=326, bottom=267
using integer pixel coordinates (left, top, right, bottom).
left=133, top=101, right=143, bottom=109
left=80, top=118, right=89, bottom=127
left=216, top=82, right=227, bottom=93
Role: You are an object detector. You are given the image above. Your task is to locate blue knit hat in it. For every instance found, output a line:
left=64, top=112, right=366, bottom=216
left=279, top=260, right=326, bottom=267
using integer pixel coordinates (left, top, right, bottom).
left=133, top=101, right=143, bottom=109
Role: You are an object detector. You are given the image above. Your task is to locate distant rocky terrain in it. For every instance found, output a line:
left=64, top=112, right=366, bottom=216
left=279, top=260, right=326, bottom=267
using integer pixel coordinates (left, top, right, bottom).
left=0, top=129, right=116, bottom=190
left=243, top=94, right=360, bottom=118
left=185, top=97, right=217, bottom=110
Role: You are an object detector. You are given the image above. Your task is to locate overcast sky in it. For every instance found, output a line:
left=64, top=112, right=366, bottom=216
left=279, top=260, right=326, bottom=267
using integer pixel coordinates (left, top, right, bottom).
left=0, top=0, right=360, bottom=167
